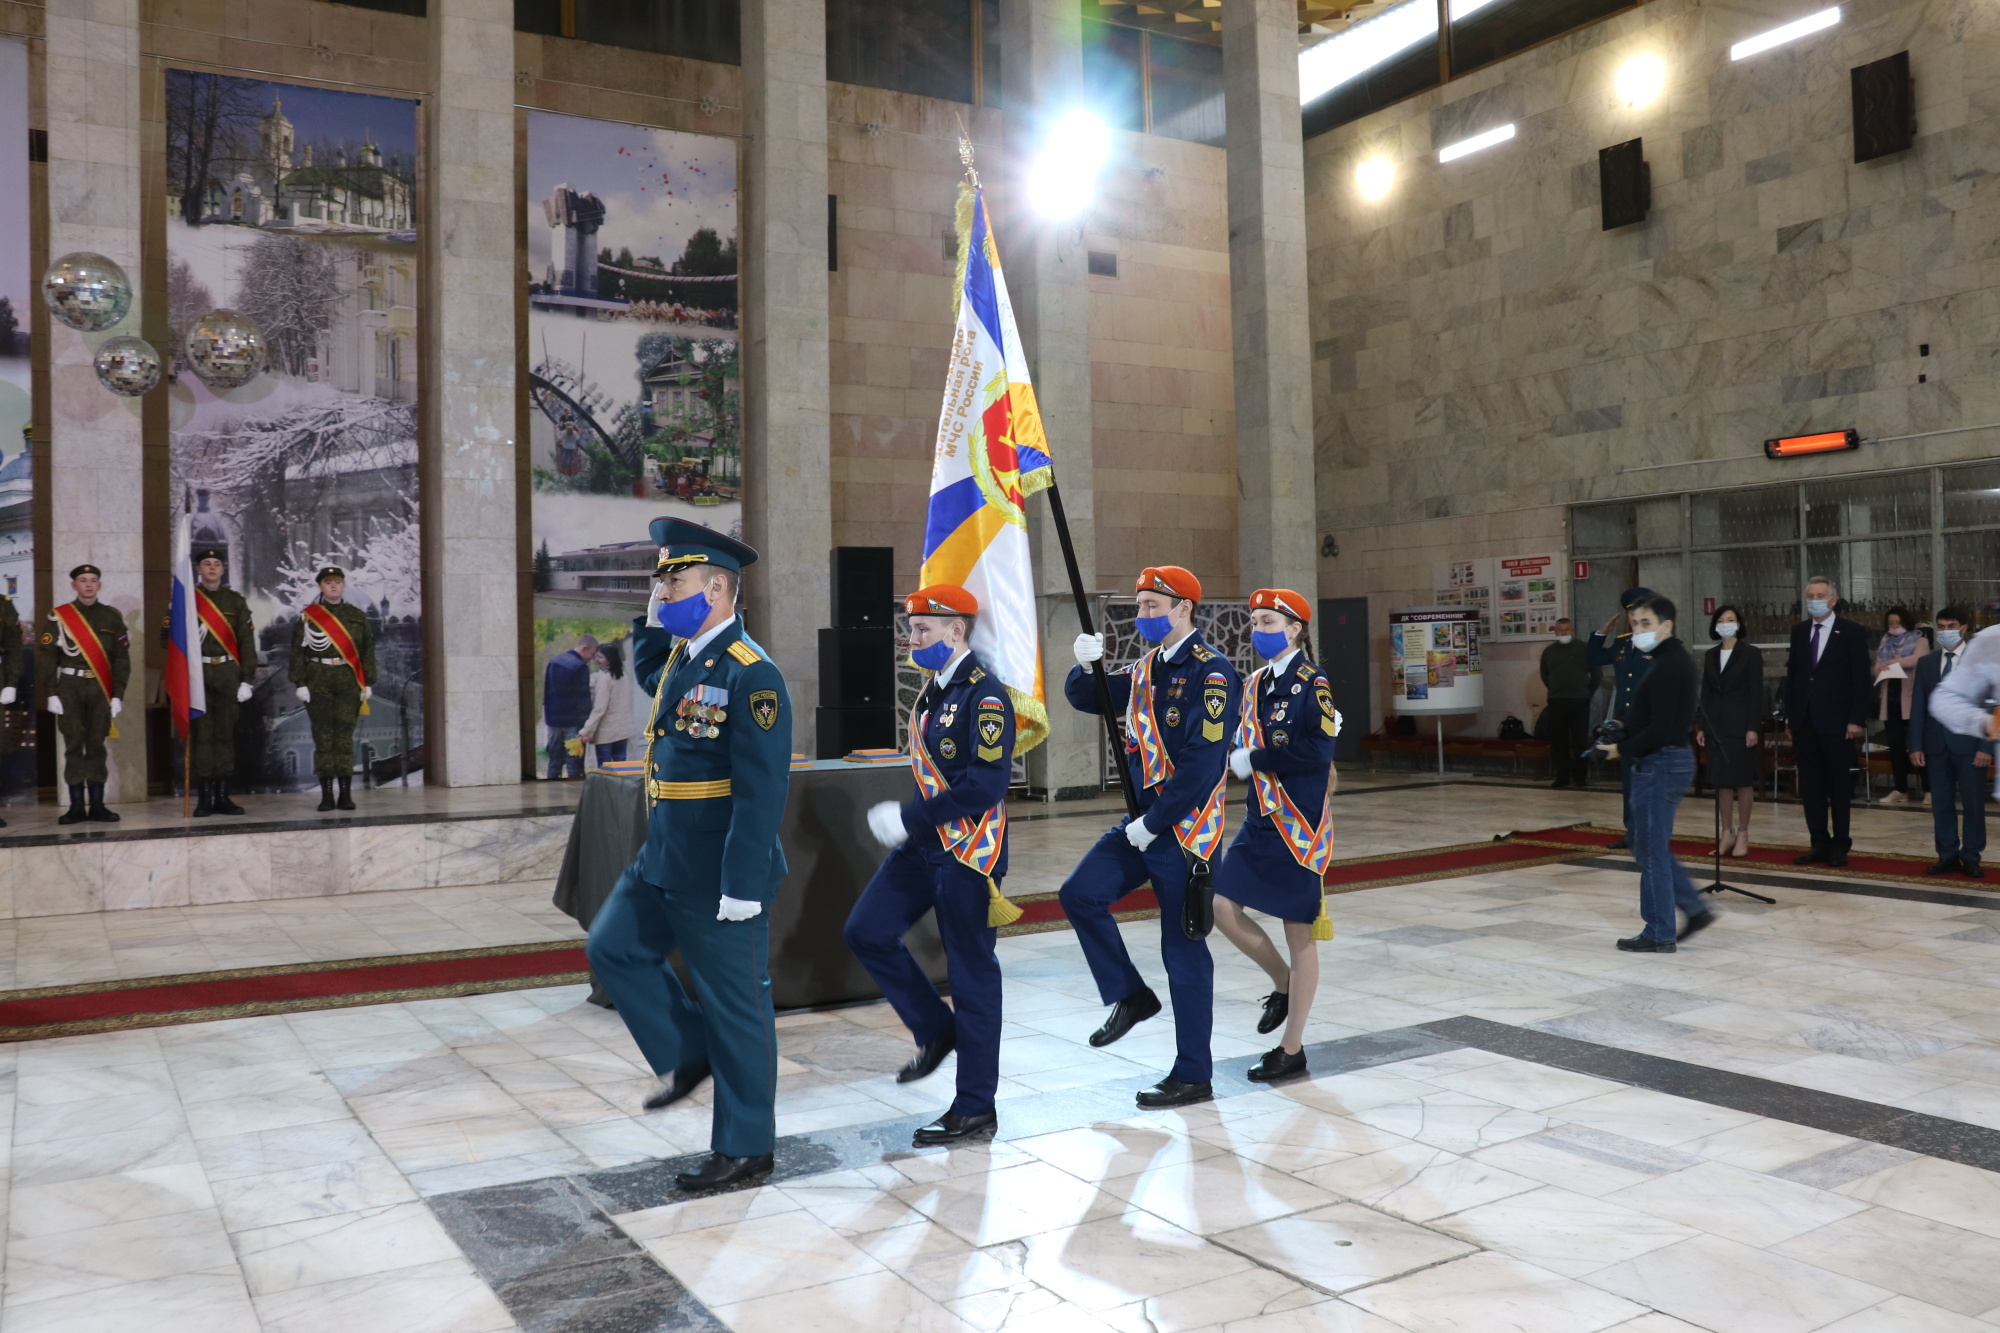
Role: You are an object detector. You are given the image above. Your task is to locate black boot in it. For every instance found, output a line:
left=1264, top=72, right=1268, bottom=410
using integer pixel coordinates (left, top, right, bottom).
left=57, top=784, right=88, bottom=825
left=336, top=775, right=355, bottom=811
left=192, top=779, right=214, bottom=818
left=317, top=778, right=336, bottom=812
left=86, top=783, right=119, bottom=822
left=213, top=779, right=246, bottom=816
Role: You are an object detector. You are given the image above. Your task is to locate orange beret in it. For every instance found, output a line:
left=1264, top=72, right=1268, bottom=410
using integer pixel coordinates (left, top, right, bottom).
left=1136, top=566, right=1201, bottom=603
left=904, top=584, right=979, bottom=617
left=1249, top=588, right=1311, bottom=622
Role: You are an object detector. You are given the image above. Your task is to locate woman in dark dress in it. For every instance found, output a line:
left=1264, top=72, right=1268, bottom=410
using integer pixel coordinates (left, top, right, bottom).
left=1696, top=604, right=1764, bottom=856
left=1214, top=588, right=1338, bottom=1084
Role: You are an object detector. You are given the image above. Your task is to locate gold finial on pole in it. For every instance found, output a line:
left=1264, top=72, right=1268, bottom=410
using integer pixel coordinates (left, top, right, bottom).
left=953, top=113, right=979, bottom=187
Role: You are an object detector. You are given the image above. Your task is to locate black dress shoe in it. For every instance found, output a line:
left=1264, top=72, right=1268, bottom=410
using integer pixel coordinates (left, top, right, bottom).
left=1256, top=991, right=1289, bottom=1036
left=674, top=1152, right=774, bottom=1192
left=1677, top=911, right=1716, bottom=942
left=1090, top=986, right=1162, bottom=1048
left=213, top=781, right=246, bottom=816
left=1927, top=857, right=1961, bottom=876
left=913, top=1110, right=997, bottom=1146
left=1965, top=860, right=1985, bottom=879
left=1794, top=846, right=1831, bottom=865
left=85, top=782, right=119, bottom=822
left=1616, top=934, right=1676, bottom=953
left=1246, top=1046, right=1308, bottom=1083
left=898, top=1032, right=956, bottom=1084
left=1606, top=836, right=1629, bottom=850
left=1828, top=846, right=1849, bottom=867
left=1135, top=1077, right=1213, bottom=1109
left=642, top=1063, right=712, bottom=1111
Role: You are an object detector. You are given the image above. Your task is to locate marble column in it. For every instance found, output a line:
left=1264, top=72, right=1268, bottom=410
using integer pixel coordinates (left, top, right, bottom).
left=46, top=0, right=145, bottom=803
left=423, top=0, right=520, bottom=785
left=1000, top=0, right=1099, bottom=799
left=1223, top=0, right=1317, bottom=597
left=741, top=0, right=831, bottom=753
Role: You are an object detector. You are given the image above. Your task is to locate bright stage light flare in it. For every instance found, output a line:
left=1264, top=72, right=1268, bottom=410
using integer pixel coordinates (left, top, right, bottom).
left=1437, top=123, right=1515, bottom=163
left=1731, top=7, right=1840, bottom=61
left=1614, top=54, right=1667, bottom=106
left=1355, top=158, right=1396, bottom=202
left=1028, top=110, right=1112, bottom=220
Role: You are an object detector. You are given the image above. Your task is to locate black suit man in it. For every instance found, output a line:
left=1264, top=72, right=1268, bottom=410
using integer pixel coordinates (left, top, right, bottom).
left=1909, top=606, right=1989, bottom=877
left=1781, top=577, right=1872, bottom=865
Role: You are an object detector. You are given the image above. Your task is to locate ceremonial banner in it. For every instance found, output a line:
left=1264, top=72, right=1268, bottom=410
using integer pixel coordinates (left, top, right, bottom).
left=165, top=512, right=208, bottom=740
left=0, top=39, right=33, bottom=803
left=919, top=185, right=1052, bottom=753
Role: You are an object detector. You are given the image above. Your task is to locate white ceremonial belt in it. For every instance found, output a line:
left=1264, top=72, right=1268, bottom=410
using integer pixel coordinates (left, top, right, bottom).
left=58, top=666, right=96, bottom=678
left=310, top=656, right=347, bottom=665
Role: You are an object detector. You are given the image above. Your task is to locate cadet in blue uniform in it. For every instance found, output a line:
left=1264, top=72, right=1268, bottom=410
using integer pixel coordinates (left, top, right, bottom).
left=846, top=584, right=1017, bottom=1146
left=1215, top=589, right=1340, bottom=1084
left=1587, top=586, right=1657, bottom=849
left=585, top=518, right=792, bottom=1193
left=1062, top=565, right=1240, bottom=1109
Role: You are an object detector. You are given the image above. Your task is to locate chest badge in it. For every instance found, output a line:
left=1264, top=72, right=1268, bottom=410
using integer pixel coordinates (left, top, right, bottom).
left=750, top=690, right=779, bottom=730
left=939, top=737, right=958, bottom=759
left=1164, top=705, right=1182, bottom=727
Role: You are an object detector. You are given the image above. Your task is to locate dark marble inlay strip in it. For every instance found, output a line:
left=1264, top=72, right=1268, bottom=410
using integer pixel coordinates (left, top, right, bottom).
left=1571, top=854, right=2000, bottom=911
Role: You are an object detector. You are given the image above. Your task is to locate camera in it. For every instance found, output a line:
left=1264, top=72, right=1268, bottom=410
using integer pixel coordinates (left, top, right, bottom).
left=1582, top=718, right=1625, bottom=759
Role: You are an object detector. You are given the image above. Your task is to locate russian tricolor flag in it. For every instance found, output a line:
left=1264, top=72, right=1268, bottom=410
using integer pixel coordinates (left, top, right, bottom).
left=166, top=511, right=207, bottom=740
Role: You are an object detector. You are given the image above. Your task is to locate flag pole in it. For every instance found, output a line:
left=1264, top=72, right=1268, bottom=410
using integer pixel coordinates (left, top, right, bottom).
left=182, top=488, right=192, bottom=819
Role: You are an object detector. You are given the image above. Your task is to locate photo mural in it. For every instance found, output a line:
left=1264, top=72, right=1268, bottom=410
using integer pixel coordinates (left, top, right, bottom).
left=524, top=110, right=739, bottom=780
left=0, top=39, right=33, bottom=803
left=164, top=71, right=422, bottom=791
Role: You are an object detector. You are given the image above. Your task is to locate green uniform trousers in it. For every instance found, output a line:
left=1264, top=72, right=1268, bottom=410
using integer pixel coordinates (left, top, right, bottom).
left=53, top=674, right=113, bottom=786
left=192, top=663, right=246, bottom=779
left=305, top=670, right=361, bottom=779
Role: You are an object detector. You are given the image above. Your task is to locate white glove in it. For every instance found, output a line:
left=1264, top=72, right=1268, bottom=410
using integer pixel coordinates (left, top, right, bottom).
left=296, top=686, right=311, bottom=703
left=46, top=696, right=62, bottom=716
left=1333, top=709, right=1344, bottom=737
left=717, top=895, right=762, bottom=921
left=0, top=687, right=13, bottom=705
left=1073, top=632, right=1105, bottom=666
left=1229, top=747, right=1254, bottom=781
left=867, top=800, right=909, bottom=849
left=109, top=698, right=122, bottom=719
left=646, top=578, right=668, bottom=628
left=1125, top=818, right=1159, bottom=852
left=237, top=682, right=253, bottom=703
left=360, top=686, right=372, bottom=702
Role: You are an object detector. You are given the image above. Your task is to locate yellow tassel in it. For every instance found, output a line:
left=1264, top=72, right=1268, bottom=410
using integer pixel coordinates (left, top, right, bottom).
left=950, top=183, right=974, bottom=321
left=1310, top=896, right=1334, bottom=941
left=107, top=720, right=119, bottom=741
left=359, top=699, right=371, bottom=716
left=986, top=877, right=1022, bottom=928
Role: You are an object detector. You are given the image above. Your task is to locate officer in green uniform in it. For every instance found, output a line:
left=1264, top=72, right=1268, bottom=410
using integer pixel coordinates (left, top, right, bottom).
left=188, top=546, right=258, bottom=818
left=37, top=564, right=129, bottom=824
left=288, top=566, right=374, bottom=812
left=585, top=517, right=792, bottom=1194
left=0, top=588, right=20, bottom=829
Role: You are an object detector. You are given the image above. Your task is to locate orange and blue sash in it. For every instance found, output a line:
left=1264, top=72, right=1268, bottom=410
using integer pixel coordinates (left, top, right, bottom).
left=907, top=696, right=1007, bottom=876
left=194, top=589, right=240, bottom=663
left=1124, top=649, right=1226, bottom=860
left=1234, top=665, right=1336, bottom=876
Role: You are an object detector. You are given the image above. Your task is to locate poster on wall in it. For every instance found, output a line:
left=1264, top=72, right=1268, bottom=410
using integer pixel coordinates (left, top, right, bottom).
left=524, top=110, right=739, bottom=779
left=0, top=39, right=33, bottom=803
left=1432, top=552, right=1566, bottom=641
left=1390, top=606, right=1484, bottom=713
left=164, top=71, right=422, bottom=791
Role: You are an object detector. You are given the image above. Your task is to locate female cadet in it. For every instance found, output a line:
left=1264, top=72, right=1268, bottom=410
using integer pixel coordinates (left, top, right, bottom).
left=1214, top=588, right=1339, bottom=1083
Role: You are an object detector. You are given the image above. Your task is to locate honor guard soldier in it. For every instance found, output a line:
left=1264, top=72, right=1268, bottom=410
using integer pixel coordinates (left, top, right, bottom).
left=1214, top=589, right=1340, bottom=1085
left=0, top=588, right=18, bottom=828
left=38, top=565, right=130, bottom=824
left=846, top=584, right=1018, bottom=1147
left=187, top=547, right=258, bottom=817
left=1062, top=565, right=1240, bottom=1109
left=585, top=518, right=793, bottom=1193
left=289, top=566, right=375, bottom=812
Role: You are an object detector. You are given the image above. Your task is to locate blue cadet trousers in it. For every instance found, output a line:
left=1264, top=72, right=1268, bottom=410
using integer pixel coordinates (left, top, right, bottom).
left=586, top=864, right=777, bottom=1157
left=1058, top=823, right=1213, bottom=1084
left=1628, top=746, right=1707, bottom=943
left=844, top=842, right=1002, bottom=1117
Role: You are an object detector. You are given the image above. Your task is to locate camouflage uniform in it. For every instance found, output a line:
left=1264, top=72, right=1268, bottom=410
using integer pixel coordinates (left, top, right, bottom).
left=289, top=599, right=374, bottom=779
left=36, top=599, right=129, bottom=786
left=190, top=585, right=258, bottom=779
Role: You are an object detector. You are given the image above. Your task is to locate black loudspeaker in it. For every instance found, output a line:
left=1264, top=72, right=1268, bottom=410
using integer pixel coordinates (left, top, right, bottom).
left=1853, top=51, right=1914, bottom=164
left=816, top=707, right=896, bottom=759
left=831, top=546, right=894, bottom=629
left=819, top=627, right=895, bottom=707
left=1599, top=138, right=1650, bottom=231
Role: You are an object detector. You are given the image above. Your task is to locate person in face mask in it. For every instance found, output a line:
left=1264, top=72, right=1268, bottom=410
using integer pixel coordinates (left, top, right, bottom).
left=1597, top=595, right=1714, bottom=950
left=1871, top=605, right=1928, bottom=804
left=845, top=584, right=1017, bottom=1147
left=1539, top=617, right=1600, bottom=789
left=1696, top=606, right=1764, bottom=857
left=1908, top=606, right=1987, bottom=877
left=1062, top=565, right=1240, bottom=1110
left=1588, top=587, right=1659, bottom=848
left=1781, top=576, right=1872, bottom=866
left=1212, top=589, right=1338, bottom=1083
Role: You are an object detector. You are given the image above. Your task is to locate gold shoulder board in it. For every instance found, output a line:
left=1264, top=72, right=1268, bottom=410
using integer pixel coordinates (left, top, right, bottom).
left=727, top=641, right=760, bottom=665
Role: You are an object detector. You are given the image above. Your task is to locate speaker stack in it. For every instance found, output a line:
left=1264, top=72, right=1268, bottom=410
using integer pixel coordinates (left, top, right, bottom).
left=816, top=547, right=897, bottom=758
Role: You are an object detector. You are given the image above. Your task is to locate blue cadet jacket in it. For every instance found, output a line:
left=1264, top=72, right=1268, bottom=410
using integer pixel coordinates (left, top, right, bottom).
left=1243, top=652, right=1338, bottom=825
left=900, top=650, right=1016, bottom=876
left=1066, top=630, right=1241, bottom=837
left=630, top=614, right=792, bottom=903
left=1588, top=627, right=1654, bottom=721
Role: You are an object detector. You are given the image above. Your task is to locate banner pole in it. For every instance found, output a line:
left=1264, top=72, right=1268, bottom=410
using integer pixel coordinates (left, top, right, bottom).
left=1043, top=481, right=1141, bottom=821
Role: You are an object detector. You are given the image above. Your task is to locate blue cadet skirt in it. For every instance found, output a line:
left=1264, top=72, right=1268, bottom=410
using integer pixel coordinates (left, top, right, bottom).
left=1215, top=816, right=1324, bottom=923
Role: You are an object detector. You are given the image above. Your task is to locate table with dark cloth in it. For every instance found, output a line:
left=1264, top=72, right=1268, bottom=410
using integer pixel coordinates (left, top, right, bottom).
left=553, top=763, right=947, bottom=1010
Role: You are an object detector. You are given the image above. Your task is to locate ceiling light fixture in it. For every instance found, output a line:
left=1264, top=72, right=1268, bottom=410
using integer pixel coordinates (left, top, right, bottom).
left=1730, top=7, right=1840, bottom=61
left=1614, top=54, right=1667, bottom=105
left=1027, top=110, right=1112, bottom=220
left=1355, top=158, right=1396, bottom=201
left=1437, top=123, right=1515, bottom=163
left=1298, top=0, right=1439, bottom=104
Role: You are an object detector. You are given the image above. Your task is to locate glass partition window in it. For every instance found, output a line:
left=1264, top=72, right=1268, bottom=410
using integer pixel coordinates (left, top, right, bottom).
left=1806, top=538, right=1932, bottom=627
left=1690, top=485, right=1797, bottom=547
left=1944, top=462, right=2000, bottom=529
left=1805, top=471, right=1930, bottom=538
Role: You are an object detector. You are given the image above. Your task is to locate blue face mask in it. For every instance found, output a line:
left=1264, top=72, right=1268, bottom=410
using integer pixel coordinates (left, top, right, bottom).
left=1806, top=598, right=1831, bottom=618
left=1938, top=628, right=1963, bottom=649
left=656, top=589, right=713, bottom=639
left=1252, top=630, right=1293, bottom=661
left=1135, top=614, right=1173, bottom=644
left=911, top=639, right=954, bottom=671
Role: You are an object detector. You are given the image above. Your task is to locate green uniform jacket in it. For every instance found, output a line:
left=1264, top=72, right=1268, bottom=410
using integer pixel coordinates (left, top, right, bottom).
left=287, top=600, right=375, bottom=687
left=195, top=586, right=260, bottom=673
left=36, top=600, right=131, bottom=698
left=0, top=594, right=20, bottom=691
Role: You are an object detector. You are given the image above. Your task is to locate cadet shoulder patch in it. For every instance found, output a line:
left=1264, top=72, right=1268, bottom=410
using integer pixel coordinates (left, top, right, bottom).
left=968, top=667, right=986, bottom=683
left=1191, top=644, right=1215, bottom=662
left=749, top=689, right=779, bottom=730
left=727, top=641, right=761, bottom=666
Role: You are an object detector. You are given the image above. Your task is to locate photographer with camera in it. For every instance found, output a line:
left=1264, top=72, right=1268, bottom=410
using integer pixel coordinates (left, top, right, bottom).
left=1596, top=594, right=1716, bottom=953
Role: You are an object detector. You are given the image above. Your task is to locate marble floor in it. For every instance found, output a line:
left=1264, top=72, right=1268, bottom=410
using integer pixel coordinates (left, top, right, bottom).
left=3, top=778, right=1997, bottom=1331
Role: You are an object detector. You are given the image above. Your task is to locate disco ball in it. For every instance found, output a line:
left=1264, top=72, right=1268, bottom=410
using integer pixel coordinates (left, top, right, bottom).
left=183, top=309, right=268, bottom=390
left=92, top=336, right=162, bottom=397
left=42, top=252, right=133, bottom=332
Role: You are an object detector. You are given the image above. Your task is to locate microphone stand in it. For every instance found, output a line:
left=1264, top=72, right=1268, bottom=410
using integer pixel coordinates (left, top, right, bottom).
left=1695, top=684, right=1776, bottom=904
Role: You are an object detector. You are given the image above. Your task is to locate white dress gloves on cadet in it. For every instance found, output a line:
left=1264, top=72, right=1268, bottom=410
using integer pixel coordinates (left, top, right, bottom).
left=868, top=800, right=909, bottom=849
left=360, top=686, right=372, bottom=702
left=1125, top=818, right=1159, bottom=852
left=717, top=895, right=761, bottom=922
left=109, top=698, right=122, bottom=719
left=237, top=682, right=253, bottom=703
left=296, top=686, right=311, bottom=703
left=45, top=696, right=61, bottom=715
left=646, top=578, right=668, bottom=629
left=1073, top=633, right=1105, bottom=667
left=1229, top=747, right=1254, bottom=781
left=0, top=687, right=12, bottom=705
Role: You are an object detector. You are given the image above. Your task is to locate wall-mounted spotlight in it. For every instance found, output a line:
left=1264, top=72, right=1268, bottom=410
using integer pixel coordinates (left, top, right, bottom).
left=1437, top=123, right=1515, bottom=163
left=1028, top=110, right=1111, bottom=220
left=1355, top=158, right=1396, bottom=201
left=1614, top=54, right=1666, bottom=106
left=1731, top=7, right=1839, bottom=61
